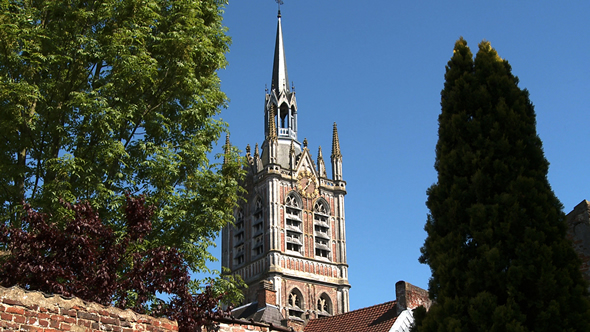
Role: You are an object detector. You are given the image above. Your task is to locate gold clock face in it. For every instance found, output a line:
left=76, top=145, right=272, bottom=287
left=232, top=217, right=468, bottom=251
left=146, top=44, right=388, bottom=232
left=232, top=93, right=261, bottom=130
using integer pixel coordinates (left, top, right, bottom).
left=297, top=170, right=319, bottom=199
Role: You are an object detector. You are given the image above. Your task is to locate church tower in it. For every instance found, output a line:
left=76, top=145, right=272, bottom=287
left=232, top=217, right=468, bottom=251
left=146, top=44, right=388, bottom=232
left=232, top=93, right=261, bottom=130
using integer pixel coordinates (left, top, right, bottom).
left=222, top=10, right=350, bottom=327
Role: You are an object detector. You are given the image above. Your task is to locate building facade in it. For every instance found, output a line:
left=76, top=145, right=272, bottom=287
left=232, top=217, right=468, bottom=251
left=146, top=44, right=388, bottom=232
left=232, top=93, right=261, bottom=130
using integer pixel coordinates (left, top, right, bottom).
left=566, top=200, right=590, bottom=292
left=221, top=11, right=350, bottom=326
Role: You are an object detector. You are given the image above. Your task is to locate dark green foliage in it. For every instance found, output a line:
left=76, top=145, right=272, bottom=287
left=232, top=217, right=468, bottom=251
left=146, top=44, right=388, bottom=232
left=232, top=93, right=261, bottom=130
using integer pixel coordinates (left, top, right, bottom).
left=410, top=306, right=427, bottom=332
left=418, top=38, right=590, bottom=331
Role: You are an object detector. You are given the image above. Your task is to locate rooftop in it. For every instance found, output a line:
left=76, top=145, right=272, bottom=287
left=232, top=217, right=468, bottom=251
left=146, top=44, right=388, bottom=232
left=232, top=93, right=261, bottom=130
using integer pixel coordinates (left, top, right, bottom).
left=231, top=301, right=285, bottom=327
left=304, top=301, right=399, bottom=332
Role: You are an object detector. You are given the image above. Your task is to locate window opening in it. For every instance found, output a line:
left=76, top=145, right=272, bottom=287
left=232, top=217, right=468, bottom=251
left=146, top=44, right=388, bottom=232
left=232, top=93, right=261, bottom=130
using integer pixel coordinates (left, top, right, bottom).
left=234, top=243, right=244, bottom=266
left=252, top=197, right=264, bottom=257
left=317, top=293, right=332, bottom=317
left=233, top=208, right=245, bottom=265
left=288, top=289, right=304, bottom=319
left=285, top=193, right=303, bottom=254
left=313, top=200, right=331, bottom=260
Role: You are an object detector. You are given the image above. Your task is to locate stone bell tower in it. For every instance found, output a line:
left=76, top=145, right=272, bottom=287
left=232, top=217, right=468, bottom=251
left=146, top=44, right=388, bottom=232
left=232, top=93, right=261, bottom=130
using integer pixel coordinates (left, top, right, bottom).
left=221, top=9, right=350, bottom=328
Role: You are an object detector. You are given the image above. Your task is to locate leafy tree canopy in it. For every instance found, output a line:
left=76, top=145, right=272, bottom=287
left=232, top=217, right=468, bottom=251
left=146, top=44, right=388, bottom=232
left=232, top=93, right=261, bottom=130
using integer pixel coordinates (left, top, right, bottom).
left=0, top=0, right=244, bottom=279
left=418, top=38, right=590, bottom=332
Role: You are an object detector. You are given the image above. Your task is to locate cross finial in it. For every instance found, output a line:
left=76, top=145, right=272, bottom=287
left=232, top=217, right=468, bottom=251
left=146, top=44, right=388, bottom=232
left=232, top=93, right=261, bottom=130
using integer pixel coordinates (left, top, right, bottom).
left=276, top=0, right=284, bottom=16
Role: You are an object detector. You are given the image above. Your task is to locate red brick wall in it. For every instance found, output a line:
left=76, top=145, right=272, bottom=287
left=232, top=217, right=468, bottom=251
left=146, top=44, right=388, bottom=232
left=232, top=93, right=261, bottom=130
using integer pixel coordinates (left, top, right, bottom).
left=0, top=285, right=296, bottom=332
left=0, top=285, right=177, bottom=332
left=216, top=321, right=291, bottom=332
left=395, top=281, right=432, bottom=312
left=281, top=279, right=339, bottom=318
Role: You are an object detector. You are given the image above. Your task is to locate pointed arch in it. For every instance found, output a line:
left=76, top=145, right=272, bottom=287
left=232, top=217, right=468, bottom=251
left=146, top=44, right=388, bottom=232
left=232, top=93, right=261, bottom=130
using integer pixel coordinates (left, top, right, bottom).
left=252, top=195, right=264, bottom=257
left=233, top=208, right=245, bottom=266
left=285, top=191, right=302, bottom=208
left=235, top=208, right=244, bottom=226
left=288, top=287, right=305, bottom=319
left=313, top=197, right=330, bottom=215
left=254, top=195, right=263, bottom=211
left=285, top=191, right=304, bottom=254
left=313, top=198, right=331, bottom=260
left=317, top=293, right=333, bottom=316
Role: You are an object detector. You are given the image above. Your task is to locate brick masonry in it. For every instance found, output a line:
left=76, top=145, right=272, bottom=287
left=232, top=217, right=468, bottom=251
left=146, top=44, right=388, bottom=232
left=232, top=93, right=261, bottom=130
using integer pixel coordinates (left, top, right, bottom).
left=215, top=321, right=292, bottom=332
left=0, top=285, right=293, bottom=332
left=395, top=281, right=432, bottom=313
left=0, top=285, right=177, bottom=332
left=566, top=200, right=590, bottom=291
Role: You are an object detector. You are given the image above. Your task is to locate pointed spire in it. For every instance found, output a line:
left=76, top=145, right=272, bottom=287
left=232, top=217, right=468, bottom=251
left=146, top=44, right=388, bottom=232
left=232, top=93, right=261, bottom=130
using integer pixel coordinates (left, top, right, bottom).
left=223, top=134, right=231, bottom=164
left=303, top=138, right=308, bottom=149
left=267, top=104, right=278, bottom=141
left=265, top=7, right=298, bottom=143
left=331, top=123, right=342, bottom=159
left=331, top=123, right=343, bottom=181
left=317, top=146, right=327, bottom=178
left=271, top=10, right=289, bottom=94
left=289, top=139, right=296, bottom=170
left=246, top=144, right=252, bottom=163
left=254, top=143, right=260, bottom=159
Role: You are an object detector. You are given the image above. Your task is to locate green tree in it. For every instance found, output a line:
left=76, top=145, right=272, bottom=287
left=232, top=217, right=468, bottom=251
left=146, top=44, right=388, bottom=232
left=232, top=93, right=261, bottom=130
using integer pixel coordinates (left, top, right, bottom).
left=418, top=38, right=590, bottom=332
left=0, top=0, right=243, bottom=282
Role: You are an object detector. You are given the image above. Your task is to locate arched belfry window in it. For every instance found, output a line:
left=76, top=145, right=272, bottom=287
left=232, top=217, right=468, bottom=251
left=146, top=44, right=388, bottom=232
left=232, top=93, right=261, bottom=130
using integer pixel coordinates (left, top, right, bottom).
left=276, top=102, right=296, bottom=139
left=288, top=288, right=304, bottom=319
left=279, top=103, right=289, bottom=128
left=285, top=191, right=302, bottom=209
left=313, top=199, right=331, bottom=260
left=317, top=293, right=332, bottom=317
left=313, top=199, right=329, bottom=215
left=285, top=192, right=303, bottom=254
left=235, top=208, right=244, bottom=230
left=252, top=196, right=264, bottom=257
left=233, top=208, right=245, bottom=265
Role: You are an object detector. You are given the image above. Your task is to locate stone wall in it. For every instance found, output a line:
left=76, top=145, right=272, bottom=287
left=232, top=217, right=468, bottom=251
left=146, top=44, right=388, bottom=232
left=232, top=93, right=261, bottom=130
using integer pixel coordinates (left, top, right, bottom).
left=566, top=200, right=590, bottom=291
left=0, top=285, right=177, bottom=332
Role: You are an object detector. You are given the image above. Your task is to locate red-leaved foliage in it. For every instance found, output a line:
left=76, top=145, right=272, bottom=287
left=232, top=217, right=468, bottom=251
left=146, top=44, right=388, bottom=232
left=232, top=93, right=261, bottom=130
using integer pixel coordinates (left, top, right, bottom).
left=0, top=195, right=228, bottom=331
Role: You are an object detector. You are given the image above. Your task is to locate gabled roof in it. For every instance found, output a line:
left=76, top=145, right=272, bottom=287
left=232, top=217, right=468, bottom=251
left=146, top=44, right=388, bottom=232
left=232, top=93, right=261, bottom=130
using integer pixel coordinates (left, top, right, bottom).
left=304, top=301, right=399, bottom=332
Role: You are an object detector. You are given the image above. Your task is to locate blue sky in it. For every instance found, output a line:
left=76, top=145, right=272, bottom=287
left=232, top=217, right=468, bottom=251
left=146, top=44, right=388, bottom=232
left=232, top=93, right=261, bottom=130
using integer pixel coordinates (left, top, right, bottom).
left=213, top=1, right=590, bottom=311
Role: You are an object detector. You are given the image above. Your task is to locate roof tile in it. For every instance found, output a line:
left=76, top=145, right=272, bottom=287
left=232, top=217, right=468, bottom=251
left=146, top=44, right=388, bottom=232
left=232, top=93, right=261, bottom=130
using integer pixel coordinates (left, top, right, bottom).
left=304, top=301, right=399, bottom=332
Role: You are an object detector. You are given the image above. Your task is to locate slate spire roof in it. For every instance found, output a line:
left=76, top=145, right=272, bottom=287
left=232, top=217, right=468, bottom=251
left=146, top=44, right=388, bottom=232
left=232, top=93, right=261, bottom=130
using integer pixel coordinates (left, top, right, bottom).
left=271, top=10, right=289, bottom=94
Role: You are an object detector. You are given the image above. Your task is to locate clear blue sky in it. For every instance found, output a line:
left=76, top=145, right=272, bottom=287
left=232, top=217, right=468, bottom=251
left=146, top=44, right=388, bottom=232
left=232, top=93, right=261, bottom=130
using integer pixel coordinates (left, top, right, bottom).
left=212, top=1, right=590, bottom=311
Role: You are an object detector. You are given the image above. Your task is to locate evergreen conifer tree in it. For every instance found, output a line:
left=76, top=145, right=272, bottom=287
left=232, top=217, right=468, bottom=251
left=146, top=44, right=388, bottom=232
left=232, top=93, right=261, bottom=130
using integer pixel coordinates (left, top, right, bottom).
left=417, top=38, right=590, bottom=331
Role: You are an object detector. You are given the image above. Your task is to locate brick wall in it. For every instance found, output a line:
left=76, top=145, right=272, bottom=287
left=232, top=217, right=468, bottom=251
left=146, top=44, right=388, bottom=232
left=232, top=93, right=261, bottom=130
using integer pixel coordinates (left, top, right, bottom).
left=0, top=285, right=177, bottom=331
left=215, top=321, right=292, bottom=332
left=395, top=281, right=432, bottom=313
left=281, top=279, right=339, bottom=319
left=0, top=285, right=294, bottom=332
left=566, top=200, right=590, bottom=291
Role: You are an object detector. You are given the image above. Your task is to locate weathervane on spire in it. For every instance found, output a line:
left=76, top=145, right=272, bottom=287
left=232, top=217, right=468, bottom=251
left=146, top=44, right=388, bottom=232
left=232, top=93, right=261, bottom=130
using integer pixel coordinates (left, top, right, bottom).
left=275, top=0, right=284, bottom=16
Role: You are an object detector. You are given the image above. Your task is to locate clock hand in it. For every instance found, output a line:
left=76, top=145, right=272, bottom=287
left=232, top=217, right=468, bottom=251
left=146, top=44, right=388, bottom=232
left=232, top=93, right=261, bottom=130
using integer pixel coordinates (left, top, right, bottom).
left=303, top=181, right=310, bottom=191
